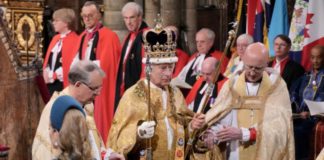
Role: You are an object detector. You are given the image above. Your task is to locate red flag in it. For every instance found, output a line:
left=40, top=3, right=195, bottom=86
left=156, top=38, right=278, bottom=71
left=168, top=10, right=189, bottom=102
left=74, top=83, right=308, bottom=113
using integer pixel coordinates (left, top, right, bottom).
left=247, top=0, right=257, bottom=35
left=302, top=0, right=324, bottom=70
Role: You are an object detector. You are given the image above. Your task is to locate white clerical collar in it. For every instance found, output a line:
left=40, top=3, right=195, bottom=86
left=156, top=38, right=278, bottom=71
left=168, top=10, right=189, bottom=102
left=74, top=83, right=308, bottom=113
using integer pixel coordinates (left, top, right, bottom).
left=87, top=26, right=95, bottom=33
left=60, top=30, right=71, bottom=38
left=246, top=82, right=260, bottom=96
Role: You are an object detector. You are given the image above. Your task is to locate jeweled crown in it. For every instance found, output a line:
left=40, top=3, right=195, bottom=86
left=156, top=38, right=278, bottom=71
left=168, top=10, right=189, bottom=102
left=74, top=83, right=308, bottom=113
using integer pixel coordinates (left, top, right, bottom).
left=142, top=14, right=178, bottom=64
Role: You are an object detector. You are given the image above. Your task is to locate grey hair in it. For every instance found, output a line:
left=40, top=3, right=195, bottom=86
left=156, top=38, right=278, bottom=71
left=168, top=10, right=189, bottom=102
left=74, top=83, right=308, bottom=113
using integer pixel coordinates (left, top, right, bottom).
left=237, top=34, right=254, bottom=44
left=122, top=2, right=143, bottom=17
left=197, top=28, right=215, bottom=42
left=83, top=1, right=100, bottom=13
left=68, top=60, right=105, bottom=85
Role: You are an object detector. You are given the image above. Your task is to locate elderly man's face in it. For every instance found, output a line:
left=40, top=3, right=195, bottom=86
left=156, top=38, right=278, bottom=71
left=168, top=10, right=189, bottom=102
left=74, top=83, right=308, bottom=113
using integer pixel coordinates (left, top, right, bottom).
left=196, top=33, right=213, bottom=54
left=236, top=38, right=250, bottom=58
left=150, top=63, right=175, bottom=88
left=81, top=5, right=100, bottom=29
left=76, top=70, right=103, bottom=104
left=201, top=64, right=214, bottom=84
left=123, top=9, right=142, bottom=32
left=243, top=54, right=266, bottom=83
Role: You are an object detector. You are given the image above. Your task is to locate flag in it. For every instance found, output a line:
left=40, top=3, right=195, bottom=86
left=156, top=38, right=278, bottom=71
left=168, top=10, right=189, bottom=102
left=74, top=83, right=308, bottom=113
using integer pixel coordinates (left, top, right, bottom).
left=253, top=0, right=265, bottom=42
left=234, top=0, right=247, bottom=37
left=289, top=0, right=309, bottom=63
left=252, top=0, right=273, bottom=46
left=268, top=0, right=289, bottom=57
left=264, top=0, right=274, bottom=29
left=302, top=0, right=324, bottom=70
left=246, top=0, right=257, bottom=35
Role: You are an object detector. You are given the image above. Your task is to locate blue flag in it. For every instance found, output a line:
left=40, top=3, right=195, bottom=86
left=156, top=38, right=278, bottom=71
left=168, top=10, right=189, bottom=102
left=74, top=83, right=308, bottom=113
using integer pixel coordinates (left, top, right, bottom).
left=268, top=0, right=289, bottom=57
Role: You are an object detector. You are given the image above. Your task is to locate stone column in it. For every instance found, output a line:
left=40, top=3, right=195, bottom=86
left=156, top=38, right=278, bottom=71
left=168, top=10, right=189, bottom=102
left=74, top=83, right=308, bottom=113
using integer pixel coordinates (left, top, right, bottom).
left=144, top=0, right=160, bottom=27
left=185, top=0, right=197, bottom=54
left=160, top=0, right=180, bottom=27
left=103, top=0, right=128, bottom=42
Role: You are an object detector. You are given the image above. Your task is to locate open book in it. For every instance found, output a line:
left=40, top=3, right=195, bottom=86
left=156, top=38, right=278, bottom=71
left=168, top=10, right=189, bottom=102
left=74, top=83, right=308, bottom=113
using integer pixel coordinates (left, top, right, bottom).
left=304, top=100, right=324, bottom=116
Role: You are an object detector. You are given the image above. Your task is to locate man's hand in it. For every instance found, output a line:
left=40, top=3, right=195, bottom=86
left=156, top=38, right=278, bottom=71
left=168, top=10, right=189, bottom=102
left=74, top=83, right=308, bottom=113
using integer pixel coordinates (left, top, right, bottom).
left=191, top=113, right=205, bottom=130
left=109, top=152, right=125, bottom=160
left=202, top=129, right=217, bottom=149
left=137, top=121, right=156, bottom=139
left=216, top=126, right=242, bottom=142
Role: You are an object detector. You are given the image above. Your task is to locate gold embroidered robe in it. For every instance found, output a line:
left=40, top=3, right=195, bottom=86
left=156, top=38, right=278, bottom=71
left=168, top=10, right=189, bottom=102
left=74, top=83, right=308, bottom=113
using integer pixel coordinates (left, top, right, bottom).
left=205, top=71, right=295, bottom=160
left=32, top=87, right=104, bottom=159
left=108, top=79, right=193, bottom=160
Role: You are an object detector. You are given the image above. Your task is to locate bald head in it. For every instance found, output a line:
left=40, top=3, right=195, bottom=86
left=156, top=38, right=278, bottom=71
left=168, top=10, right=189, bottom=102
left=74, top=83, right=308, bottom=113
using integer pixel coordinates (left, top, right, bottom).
left=202, top=57, right=218, bottom=70
left=201, top=57, right=219, bottom=83
left=242, top=42, right=269, bottom=82
left=243, top=42, right=269, bottom=66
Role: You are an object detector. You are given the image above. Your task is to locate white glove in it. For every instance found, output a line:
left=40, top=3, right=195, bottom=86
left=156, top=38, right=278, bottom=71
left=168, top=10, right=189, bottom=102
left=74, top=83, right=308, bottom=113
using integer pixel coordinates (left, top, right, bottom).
left=137, top=121, right=156, bottom=139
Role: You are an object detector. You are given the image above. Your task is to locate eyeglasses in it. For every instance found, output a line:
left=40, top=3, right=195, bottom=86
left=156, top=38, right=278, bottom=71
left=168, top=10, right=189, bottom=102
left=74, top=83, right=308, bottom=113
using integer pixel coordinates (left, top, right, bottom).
left=81, top=13, right=96, bottom=19
left=80, top=81, right=102, bottom=92
left=244, top=64, right=265, bottom=73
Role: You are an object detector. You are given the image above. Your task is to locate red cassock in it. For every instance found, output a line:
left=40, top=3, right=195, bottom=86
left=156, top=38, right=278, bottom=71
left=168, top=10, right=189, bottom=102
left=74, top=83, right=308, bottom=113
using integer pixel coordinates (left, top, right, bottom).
left=185, top=77, right=227, bottom=106
left=76, top=27, right=121, bottom=145
left=173, top=48, right=189, bottom=77
left=189, top=50, right=229, bottom=74
left=43, top=31, right=79, bottom=87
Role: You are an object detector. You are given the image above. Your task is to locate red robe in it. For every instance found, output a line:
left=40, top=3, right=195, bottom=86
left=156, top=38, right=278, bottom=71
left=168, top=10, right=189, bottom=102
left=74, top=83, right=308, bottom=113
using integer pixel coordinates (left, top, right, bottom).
left=116, top=22, right=148, bottom=102
left=75, top=26, right=121, bottom=145
left=43, top=31, right=79, bottom=87
left=185, top=77, right=227, bottom=106
left=173, top=48, right=189, bottom=77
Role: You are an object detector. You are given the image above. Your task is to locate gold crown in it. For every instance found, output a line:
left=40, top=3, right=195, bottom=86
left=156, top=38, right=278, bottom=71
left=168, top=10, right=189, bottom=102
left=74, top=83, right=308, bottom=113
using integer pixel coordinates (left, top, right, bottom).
left=142, top=14, right=178, bottom=64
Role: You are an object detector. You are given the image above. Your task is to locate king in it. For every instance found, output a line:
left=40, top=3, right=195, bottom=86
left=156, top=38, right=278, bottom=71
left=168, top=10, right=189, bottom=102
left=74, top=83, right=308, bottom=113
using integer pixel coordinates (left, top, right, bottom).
left=107, top=15, right=206, bottom=160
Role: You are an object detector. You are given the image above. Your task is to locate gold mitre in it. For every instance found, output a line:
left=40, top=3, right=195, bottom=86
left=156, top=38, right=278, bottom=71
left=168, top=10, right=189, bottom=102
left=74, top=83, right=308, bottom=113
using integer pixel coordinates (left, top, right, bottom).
left=142, top=14, right=178, bottom=64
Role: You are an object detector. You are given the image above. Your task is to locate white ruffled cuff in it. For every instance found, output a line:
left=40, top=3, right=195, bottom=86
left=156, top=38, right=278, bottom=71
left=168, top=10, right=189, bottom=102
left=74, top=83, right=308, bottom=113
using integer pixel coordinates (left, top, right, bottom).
left=241, top=127, right=250, bottom=142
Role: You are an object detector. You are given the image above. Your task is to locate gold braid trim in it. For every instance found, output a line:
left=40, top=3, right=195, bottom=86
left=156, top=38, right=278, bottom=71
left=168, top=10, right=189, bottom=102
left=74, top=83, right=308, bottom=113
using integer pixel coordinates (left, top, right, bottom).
left=134, top=81, right=180, bottom=122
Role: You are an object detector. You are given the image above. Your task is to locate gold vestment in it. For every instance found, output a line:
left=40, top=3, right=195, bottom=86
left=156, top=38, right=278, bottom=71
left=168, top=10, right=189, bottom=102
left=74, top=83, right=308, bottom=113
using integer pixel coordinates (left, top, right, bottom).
left=32, top=87, right=104, bottom=159
left=108, top=79, right=193, bottom=160
left=205, top=71, right=295, bottom=160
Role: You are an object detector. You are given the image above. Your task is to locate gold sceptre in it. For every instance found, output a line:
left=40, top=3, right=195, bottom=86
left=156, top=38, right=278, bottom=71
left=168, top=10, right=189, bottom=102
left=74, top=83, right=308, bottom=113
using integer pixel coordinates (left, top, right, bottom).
left=144, top=52, right=153, bottom=160
left=184, top=27, right=237, bottom=160
left=141, top=13, right=163, bottom=160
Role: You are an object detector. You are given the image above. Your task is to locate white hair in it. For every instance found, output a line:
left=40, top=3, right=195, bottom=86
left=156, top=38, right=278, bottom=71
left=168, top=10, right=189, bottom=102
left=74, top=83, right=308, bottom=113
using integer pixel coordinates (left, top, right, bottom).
left=122, top=2, right=143, bottom=17
left=237, top=34, right=254, bottom=44
left=197, top=28, right=215, bottom=42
